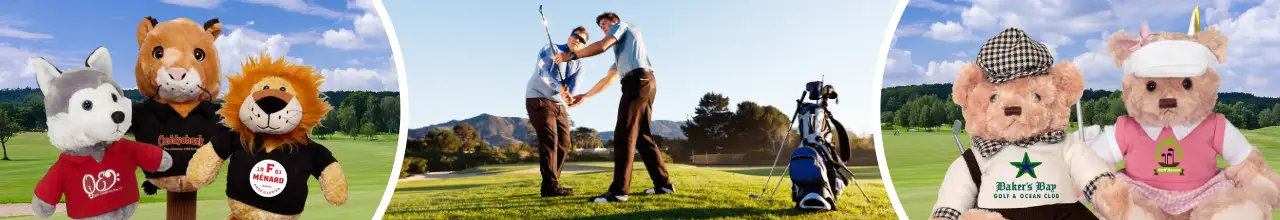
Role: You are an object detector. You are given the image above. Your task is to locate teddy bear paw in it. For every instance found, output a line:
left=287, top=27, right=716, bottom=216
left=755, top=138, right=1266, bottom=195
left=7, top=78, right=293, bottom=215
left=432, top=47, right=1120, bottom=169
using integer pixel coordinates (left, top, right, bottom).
left=957, top=209, right=1007, bottom=220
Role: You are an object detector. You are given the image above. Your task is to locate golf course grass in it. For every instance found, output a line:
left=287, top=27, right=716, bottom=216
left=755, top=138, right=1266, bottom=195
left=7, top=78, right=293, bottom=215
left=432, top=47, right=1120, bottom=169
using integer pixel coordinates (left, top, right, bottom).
left=386, top=162, right=897, bottom=219
left=883, top=126, right=1280, bottom=219
left=0, top=132, right=398, bottom=219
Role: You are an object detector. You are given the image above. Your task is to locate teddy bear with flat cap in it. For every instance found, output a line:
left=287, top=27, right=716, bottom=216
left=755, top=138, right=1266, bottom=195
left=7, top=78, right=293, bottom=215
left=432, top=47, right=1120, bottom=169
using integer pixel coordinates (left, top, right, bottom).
left=930, top=28, right=1128, bottom=220
left=1086, top=11, right=1280, bottom=219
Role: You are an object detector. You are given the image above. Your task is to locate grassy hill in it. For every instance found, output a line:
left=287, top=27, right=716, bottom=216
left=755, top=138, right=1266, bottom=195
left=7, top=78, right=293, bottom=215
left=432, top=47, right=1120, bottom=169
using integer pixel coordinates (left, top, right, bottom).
left=386, top=162, right=896, bottom=219
left=0, top=132, right=398, bottom=219
left=881, top=126, right=1280, bottom=219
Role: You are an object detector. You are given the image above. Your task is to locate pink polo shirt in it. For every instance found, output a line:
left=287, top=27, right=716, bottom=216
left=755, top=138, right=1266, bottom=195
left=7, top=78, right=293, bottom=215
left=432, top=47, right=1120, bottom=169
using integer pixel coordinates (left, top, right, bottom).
left=1114, top=114, right=1225, bottom=190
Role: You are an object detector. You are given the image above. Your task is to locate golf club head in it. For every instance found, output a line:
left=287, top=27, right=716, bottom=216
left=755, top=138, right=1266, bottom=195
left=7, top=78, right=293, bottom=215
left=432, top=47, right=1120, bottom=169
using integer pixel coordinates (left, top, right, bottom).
left=953, top=120, right=962, bottom=135
left=748, top=194, right=762, bottom=199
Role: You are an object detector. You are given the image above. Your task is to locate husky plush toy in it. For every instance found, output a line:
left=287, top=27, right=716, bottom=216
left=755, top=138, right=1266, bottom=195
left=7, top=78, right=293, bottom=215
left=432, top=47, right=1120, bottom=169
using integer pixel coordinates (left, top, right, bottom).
left=30, top=47, right=173, bottom=219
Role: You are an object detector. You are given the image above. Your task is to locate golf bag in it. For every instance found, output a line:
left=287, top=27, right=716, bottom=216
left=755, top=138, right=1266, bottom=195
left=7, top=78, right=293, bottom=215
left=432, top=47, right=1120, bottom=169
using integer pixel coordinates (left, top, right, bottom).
left=788, top=81, right=856, bottom=211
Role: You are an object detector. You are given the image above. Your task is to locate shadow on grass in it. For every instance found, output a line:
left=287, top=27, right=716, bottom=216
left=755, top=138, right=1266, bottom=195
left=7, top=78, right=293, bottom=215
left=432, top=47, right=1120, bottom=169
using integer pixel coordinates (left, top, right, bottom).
left=395, top=183, right=490, bottom=193
left=726, top=166, right=882, bottom=180
left=0, top=158, right=40, bottom=162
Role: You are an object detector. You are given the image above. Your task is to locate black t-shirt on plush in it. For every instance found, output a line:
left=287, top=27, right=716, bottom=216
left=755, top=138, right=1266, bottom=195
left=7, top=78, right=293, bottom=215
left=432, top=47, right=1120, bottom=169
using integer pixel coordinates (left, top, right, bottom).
left=214, top=133, right=338, bottom=215
left=131, top=99, right=228, bottom=178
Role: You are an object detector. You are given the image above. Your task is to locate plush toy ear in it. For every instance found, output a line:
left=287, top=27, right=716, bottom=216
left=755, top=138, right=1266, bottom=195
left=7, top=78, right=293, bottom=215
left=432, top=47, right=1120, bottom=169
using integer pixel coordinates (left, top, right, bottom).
left=85, top=47, right=112, bottom=76
left=1048, top=61, right=1085, bottom=108
left=952, top=62, right=984, bottom=107
left=1107, top=30, right=1141, bottom=68
left=137, top=16, right=158, bottom=46
left=1195, top=28, right=1228, bottom=64
left=32, top=58, right=61, bottom=97
left=204, top=18, right=222, bottom=39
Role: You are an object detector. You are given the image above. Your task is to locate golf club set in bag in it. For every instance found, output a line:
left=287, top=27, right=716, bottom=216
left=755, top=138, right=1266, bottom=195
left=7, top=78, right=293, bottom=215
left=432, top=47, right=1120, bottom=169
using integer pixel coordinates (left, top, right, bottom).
left=752, top=80, right=872, bottom=211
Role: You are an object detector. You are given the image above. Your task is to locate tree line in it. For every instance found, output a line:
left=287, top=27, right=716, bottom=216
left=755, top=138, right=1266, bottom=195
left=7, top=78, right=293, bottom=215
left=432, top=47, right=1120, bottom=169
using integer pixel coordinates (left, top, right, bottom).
left=681, top=92, right=877, bottom=165
left=0, top=90, right=398, bottom=161
left=881, top=84, right=1280, bottom=130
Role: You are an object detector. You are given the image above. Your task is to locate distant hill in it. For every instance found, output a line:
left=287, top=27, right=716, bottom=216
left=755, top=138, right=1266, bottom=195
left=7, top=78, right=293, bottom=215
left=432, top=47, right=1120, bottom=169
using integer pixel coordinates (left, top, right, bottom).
left=882, top=83, right=1280, bottom=113
left=409, top=113, right=536, bottom=147
left=0, top=88, right=396, bottom=107
left=597, top=120, right=687, bottom=141
left=410, top=114, right=686, bottom=147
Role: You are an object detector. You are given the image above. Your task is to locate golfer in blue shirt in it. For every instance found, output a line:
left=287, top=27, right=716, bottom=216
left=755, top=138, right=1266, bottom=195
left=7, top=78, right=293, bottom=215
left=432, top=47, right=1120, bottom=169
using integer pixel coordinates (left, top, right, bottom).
left=526, top=26, right=588, bottom=197
left=555, top=12, right=672, bottom=203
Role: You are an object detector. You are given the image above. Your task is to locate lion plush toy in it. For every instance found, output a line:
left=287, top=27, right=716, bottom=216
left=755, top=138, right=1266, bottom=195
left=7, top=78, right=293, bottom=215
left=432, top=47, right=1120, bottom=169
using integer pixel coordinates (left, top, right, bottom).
left=929, top=28, right=1127, bottom=220
left=131, top=16, right=226, bottom=219
left=30, top=47, right=173, bottom=219
left=187, top=53, right=347, bottom=219
left=1087, top=18, right=1280, bottom=219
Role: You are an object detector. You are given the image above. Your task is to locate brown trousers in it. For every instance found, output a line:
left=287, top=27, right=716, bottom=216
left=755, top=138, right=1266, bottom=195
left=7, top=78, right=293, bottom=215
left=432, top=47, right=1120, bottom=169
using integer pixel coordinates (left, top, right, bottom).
left=608, top=69, right=672, bottom=194
left=526, top=98, right=571, bottom=189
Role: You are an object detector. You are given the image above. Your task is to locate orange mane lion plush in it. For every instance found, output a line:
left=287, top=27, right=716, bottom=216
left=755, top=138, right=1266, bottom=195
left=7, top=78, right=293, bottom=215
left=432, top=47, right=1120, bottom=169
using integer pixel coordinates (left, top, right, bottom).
left=187, top=53, right=347, bottom=219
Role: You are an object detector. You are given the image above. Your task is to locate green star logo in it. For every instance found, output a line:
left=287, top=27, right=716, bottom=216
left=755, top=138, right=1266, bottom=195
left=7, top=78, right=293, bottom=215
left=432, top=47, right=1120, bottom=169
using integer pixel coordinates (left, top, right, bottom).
left=1010, top=152, right=1043, bottom=179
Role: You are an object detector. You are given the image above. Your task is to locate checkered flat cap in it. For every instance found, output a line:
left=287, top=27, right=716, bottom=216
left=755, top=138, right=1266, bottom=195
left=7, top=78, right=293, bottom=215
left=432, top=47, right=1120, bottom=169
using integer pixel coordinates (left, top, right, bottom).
left=976, top=28, right=1055, bottom=83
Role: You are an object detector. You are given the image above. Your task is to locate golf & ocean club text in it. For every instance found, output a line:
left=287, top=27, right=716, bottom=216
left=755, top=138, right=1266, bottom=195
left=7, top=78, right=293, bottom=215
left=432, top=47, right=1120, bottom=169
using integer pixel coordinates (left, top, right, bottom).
left=992, top=181, right=1060, bottom=199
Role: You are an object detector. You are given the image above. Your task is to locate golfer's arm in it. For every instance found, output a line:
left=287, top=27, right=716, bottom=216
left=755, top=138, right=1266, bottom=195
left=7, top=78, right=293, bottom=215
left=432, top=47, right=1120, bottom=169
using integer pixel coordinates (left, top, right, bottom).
left=574, top=36, right=618, bottom=59
left=582, top=69, right=619, bottom=99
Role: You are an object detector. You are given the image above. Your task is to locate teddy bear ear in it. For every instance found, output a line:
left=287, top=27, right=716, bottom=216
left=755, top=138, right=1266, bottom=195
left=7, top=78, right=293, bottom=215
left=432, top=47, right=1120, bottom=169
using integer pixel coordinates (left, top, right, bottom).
left=952, top=62, right=984, bottom=107
left=1048, top=61, right=1085, bottom=107
left=1195, top=28, right=1227, bottom=63
left=1106, top=30, right=1141, bottom=68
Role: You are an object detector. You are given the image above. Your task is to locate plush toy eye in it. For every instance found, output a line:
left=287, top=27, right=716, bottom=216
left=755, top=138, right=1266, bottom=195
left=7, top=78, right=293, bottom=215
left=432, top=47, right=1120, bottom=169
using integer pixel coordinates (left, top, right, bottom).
left=112, top=94, right=118, bottom=102
left=989, top=94, right=998, bottom=102
left=1145, top=81, right=1157, bottom=92
left=151, top=46, right=164, bottom=59
left=263, top=85, right=270, bottom=90
left=1033, top=93, right=1041, bottom=102
left=82, top=100, right=93, bottom=111
left=279, top=87, right=286, bottom=92
left=193, top=48, right=206, bottom=61
left=1182, top=78, right=1193, bottom=90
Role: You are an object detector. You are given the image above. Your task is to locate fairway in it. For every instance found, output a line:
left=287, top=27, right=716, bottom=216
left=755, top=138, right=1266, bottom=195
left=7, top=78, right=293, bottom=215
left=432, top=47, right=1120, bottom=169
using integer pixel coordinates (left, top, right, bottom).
left=0, top=132, right=398, bottom=219
left=386, top=162, right=896, bottom=219
left=883, top=127, right=1280, bottom=219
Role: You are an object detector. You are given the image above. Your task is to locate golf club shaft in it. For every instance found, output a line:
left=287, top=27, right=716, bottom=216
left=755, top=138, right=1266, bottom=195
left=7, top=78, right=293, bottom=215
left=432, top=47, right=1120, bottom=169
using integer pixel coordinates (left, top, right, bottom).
left=767, top=165, right=791, bottom=200
left=758, top=91, right=807, bottom=198
left=1076, top=102, right=1086, bottom=141
left=538, top=5, right=565, bottom=81
left=842, top=167, right=873, bottom=203
left=952, top=120, right=965, bottom=153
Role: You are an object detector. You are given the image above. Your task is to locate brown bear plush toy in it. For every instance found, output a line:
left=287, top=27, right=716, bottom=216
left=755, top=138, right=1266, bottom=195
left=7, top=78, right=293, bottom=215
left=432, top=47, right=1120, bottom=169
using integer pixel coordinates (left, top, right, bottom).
left=1086, top=18, right=1280, bottom=219
left=930, top=28, right=1128, bottom=220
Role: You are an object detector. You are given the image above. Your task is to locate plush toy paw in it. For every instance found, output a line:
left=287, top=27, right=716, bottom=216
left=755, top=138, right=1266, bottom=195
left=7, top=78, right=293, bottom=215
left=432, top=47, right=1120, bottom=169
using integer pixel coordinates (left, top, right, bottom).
left=186, top=143, right=223, bottom=189
left=1094, top=179, right=1162, bottom=220
left=319, top=163, right=348, bottom=206
left=1225, top=149, right=1280, bottom=207
left=30, top=195, right=55, bottom=218
left=1189, top=188, right=1270, bottom=220
left=956, top=209, right=1007, bottom=220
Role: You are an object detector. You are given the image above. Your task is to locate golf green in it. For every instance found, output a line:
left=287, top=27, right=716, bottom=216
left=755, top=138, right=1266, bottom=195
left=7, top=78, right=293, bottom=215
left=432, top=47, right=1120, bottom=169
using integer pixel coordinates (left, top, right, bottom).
left=0, top=132, right=398, bottom=219
left=386, top=162, right=897, bottom=219
left=883, top=127, right=1280, bottom=219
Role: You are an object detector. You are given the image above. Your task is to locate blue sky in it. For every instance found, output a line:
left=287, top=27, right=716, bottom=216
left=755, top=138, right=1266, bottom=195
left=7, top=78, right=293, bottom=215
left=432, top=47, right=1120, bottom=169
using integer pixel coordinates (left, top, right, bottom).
left=885, top=0, right=1280, bottom=98
left=0, top=0, right=396, bottom=92
left=388, top=0, right=901, bottom=135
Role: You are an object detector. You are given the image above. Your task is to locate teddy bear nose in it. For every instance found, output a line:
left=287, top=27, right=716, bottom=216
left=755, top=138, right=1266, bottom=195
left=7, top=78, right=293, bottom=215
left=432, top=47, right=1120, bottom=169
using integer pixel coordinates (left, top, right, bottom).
left=256, top=96, right=288, bottom=114
left=1004, top=106, right=1022, bottom=116
left=1159, top=98, right=1178, bottom=108
left=111, top=111, right=125, bottom=124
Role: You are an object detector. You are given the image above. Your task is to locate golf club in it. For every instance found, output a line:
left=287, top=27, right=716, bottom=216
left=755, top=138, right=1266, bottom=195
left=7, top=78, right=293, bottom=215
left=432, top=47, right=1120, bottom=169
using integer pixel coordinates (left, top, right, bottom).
left=952, top=120, right=965, bottom=153
left=538, top=5, right=565, bottom=81
left=749, top=90, right=807, bottom=200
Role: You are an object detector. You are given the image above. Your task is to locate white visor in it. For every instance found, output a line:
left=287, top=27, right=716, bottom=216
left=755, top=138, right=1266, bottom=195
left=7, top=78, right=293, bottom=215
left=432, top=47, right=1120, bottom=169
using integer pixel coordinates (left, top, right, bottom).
left=1122, top=40, right=1217, bottom=78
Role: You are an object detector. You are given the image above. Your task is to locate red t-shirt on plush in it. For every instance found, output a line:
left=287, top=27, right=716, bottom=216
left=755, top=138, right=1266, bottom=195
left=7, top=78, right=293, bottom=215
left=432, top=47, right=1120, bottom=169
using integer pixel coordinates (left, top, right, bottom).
left=33, top=139, right=165, bottom=219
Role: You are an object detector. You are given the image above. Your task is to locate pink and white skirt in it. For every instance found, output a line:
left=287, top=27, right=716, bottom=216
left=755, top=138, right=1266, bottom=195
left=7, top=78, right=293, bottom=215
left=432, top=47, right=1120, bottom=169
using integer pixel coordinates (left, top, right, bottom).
left=1117, top=171, right=1234, bottom=215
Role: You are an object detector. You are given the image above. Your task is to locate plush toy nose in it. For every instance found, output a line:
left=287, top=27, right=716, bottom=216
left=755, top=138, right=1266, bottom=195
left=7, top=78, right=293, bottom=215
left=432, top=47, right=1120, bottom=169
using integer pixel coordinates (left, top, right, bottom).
left=111, top=111, right=125, bottom=124
left=167, top=68, right=188, bottom=80
left=1159, top=98, right=1178, bottom=108
left=1004, top=106, right=1022, bottom=116
left=256, top=96, right=288, bottom=114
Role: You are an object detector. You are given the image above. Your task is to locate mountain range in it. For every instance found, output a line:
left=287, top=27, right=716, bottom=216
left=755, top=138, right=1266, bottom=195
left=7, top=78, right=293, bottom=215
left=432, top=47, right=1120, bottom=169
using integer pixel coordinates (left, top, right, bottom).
left=409, top=113, right=686, bottom=147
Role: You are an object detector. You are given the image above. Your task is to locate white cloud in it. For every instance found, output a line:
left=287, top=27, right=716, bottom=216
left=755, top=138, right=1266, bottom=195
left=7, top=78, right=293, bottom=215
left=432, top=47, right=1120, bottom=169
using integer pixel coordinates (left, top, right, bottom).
left=160, top=0, right=223, bottom=8
left=0, top=44, right=76, bottom=88
left=1211, top=0, right=1280, bottom=96
left=319, top=56, right=398, bottom=91
left=924, top=60, right=967, bottom=83
left=353, top=12, right=385, bottom=37
left=960, top=6, right=997, bottom=28
left=347, top=0, right=376, bottom=11
left=345, top=59, right=362, bottom=65
left=215, top=27, right=296, bottom=75
left=953, top=52, right=968, bottom=57
left=239, top=0, right=357, bottom=19
left=320, top=28, right=366, bottom=50
left=909, top=0, right=966, bottom=13
left=0, top=18, right=52, bottom=40
left=925, top=21, right=974, bottom=42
